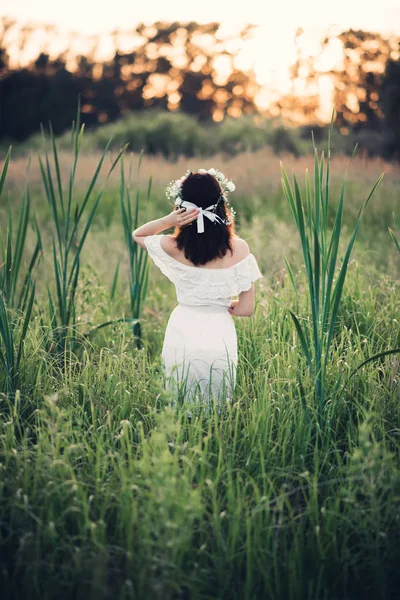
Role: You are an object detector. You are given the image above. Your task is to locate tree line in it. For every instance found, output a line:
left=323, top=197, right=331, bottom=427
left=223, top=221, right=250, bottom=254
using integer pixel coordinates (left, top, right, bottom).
left=0, top=18, right=399, bottom=158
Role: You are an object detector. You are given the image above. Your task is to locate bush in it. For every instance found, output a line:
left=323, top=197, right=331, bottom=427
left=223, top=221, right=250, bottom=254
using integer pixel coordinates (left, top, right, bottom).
left=87, top=112, right=308, bottom=158
left=10, top=109, right=399, bottom=161
left=89, top=110, right=213, bottom=159
left=217, top=116, right=271, bottom=154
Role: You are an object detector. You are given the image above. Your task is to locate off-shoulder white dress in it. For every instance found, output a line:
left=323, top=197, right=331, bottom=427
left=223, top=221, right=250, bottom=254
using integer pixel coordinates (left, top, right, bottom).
left=144, top=234, right=263, bottom=407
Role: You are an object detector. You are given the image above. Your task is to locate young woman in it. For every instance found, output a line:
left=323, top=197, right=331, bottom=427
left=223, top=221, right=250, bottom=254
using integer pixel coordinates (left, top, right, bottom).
left=132, top=169, right=262, bottom=408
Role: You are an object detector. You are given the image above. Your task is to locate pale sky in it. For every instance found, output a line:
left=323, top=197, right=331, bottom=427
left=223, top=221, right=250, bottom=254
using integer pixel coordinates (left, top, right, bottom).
left=2, top=0, right=399, bottom=36
left=2, top=0, right=399, bottom=120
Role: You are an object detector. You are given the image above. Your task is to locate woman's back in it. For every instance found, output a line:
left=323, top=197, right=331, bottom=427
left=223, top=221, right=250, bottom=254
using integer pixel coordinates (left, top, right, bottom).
left=144, top=233, right=262, bottom=309
left=160, top=234, right=250, bottom=269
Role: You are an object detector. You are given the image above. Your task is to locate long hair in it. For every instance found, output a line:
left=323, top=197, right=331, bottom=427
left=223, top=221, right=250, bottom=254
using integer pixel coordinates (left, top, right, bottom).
left=173, top=172, right=234, bottom=266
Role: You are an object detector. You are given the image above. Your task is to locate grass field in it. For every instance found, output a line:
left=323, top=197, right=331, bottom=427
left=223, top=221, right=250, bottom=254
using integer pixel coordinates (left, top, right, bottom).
left=0, top=135, right=400, bottom=599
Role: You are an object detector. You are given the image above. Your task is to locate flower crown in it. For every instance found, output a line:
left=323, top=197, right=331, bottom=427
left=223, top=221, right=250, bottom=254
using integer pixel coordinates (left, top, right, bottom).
left=165, top=168, right=236, bottom=225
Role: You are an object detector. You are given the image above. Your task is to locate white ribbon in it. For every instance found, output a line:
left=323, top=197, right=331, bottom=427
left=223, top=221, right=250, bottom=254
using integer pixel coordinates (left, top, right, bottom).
left=180, top=201, right=224, bottom=233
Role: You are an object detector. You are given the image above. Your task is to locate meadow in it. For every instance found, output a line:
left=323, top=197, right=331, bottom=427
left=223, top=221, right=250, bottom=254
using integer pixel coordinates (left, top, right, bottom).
left=0, top=124, right=400, bottom=599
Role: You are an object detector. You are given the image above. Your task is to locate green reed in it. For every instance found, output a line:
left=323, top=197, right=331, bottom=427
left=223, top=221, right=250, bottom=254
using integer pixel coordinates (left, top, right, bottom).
left=0, top=147, right=40, bottom=396
left=38, top=105, right=126, bottom=352
left=119, top=155, right=150, bottom=344
left=0, top=282, right=36, bottom=397
left=0, top=174, right=43, bottom=310
left=280, top=118, right=384, bottom=425
left=0, top=147, right=11, bottom=197
left=389, top=213, right=400, bottom=254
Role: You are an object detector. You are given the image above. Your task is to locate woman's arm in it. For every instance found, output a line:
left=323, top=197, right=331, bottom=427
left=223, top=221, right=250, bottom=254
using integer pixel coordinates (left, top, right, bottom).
left=228, top=285, right=255, bottom=317
left=132, top=207, right=199, bottom=248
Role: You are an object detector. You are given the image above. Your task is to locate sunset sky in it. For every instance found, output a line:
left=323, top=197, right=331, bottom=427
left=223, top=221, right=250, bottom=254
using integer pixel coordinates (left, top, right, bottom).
left=2, top=0, right=399, bottom=120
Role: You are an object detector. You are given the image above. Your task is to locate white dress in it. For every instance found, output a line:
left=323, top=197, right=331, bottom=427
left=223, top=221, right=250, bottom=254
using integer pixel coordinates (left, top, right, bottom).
left=144, top=234, right=263, bottom=409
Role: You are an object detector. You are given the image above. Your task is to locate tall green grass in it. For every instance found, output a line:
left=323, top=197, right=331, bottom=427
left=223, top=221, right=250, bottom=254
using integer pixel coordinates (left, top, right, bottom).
left=0, top=126, right=399, bottom=599
left=0, top=274, right=399, bottom=598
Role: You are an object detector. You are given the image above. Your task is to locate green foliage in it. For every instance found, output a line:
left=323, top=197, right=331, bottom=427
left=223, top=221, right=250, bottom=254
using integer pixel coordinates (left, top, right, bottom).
left=388, top=213, right=400, bottom=254
left=119, top=156, right=150, bottom=344
left=0, top=128, right=399, bottom=598
left=83, top=112, right=336, bottom=159
left=0, top=282, right=36, bottom=396
left=38, top=108, right=126, bottom=353
left=86, top=111, right=211, bottom=159
left=0, top=186, right=43, bottom=311
left=0, top=146, right=39, bottom=396
left=0, top=274, right=399, bottom=597
left=280, top=117, right=384, bottom=423
left=0, top=146, right=11, bottom=197
left=10, top=108, right=395, bottom=161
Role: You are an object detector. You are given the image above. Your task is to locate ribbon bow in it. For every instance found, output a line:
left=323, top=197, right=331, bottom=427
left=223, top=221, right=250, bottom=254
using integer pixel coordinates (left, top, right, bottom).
left=180, top=201, right=224, bottom=233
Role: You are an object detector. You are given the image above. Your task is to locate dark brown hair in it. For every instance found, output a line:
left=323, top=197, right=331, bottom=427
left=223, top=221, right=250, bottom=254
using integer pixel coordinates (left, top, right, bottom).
left=173, top=172, right=234, bottom=266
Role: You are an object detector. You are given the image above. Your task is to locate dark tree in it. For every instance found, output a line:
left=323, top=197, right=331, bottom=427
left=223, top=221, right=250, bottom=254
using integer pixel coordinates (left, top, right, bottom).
left=324, top=29, right=396, bottom=132
left=0, top=18, right=260, bottom=141
left=380, top=44, right=400, bottom=158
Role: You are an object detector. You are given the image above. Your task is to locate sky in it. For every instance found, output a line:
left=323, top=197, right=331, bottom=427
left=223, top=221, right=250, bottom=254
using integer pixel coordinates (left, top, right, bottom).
left=2, top=0, right=399, bottom=36
left=2, top=0, right=400, bottom=120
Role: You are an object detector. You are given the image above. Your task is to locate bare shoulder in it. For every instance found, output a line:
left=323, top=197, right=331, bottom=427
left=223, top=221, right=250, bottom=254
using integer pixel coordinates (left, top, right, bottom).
left=232, top=236, right=250, bottom=259
left=160, top=234, right=177, bottom=255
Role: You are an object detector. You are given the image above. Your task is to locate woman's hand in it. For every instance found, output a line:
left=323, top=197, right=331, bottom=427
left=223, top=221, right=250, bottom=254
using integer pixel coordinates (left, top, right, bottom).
left=132, top=206, right=200, bottom=248
left=165, top=207, right=200, bottom=228
left=228, top=287, right=255, bottom=317
left=228, top=300, right=239, bottom=315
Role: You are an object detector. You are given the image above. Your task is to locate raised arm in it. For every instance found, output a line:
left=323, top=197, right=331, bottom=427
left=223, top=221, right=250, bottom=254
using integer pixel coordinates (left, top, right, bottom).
left=132, top=207, right=199, bottom=248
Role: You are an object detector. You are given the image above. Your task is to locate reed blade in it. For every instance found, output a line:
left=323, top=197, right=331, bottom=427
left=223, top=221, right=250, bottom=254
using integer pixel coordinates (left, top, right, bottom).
left=16, top=281, right=36, bottom=371
left=49, top=122, right=65, bottom=219
left=110, top=258, right=121, bottom=300
left=280, top=163, right=299, bottom=227
left=52, top=239, right=65, bottom=325
left=66, top=258, right=80, bottom=327
left=325, top=174, right=383, bottom=366
left=5, top=231, right=12, bottom=304
left=17, top=215, right=43, bottom=310
left=284, top=255, right=298, bottom=298
left=0, top=147, right=12, bottom=198
left=287, top=310, right=313, bottom=372
left=348, top=348, right=400, bottom=380
left=47, top=286, right=58, bottom=329
left=0, top=292, right=14, bottom=376
left=388, top=228, right=400, bottom=254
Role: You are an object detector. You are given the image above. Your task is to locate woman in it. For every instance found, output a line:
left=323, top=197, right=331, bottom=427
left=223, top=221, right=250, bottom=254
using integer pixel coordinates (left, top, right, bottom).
left=132, top=168, right=262, bottom=409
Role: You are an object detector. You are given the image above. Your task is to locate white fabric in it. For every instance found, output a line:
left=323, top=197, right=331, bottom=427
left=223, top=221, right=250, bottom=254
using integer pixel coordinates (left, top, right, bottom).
left=143, top=234, right=263, bottom=408
left=179, top=200, right=224, bottom=233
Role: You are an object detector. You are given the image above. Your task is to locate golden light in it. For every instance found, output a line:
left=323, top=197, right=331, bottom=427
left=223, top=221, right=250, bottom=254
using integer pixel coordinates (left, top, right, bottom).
left=212, top=54, right=232, bottom=86
left=1, top=0, right=399, bottom=122
left=212, top=108, right=224, bottom=122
